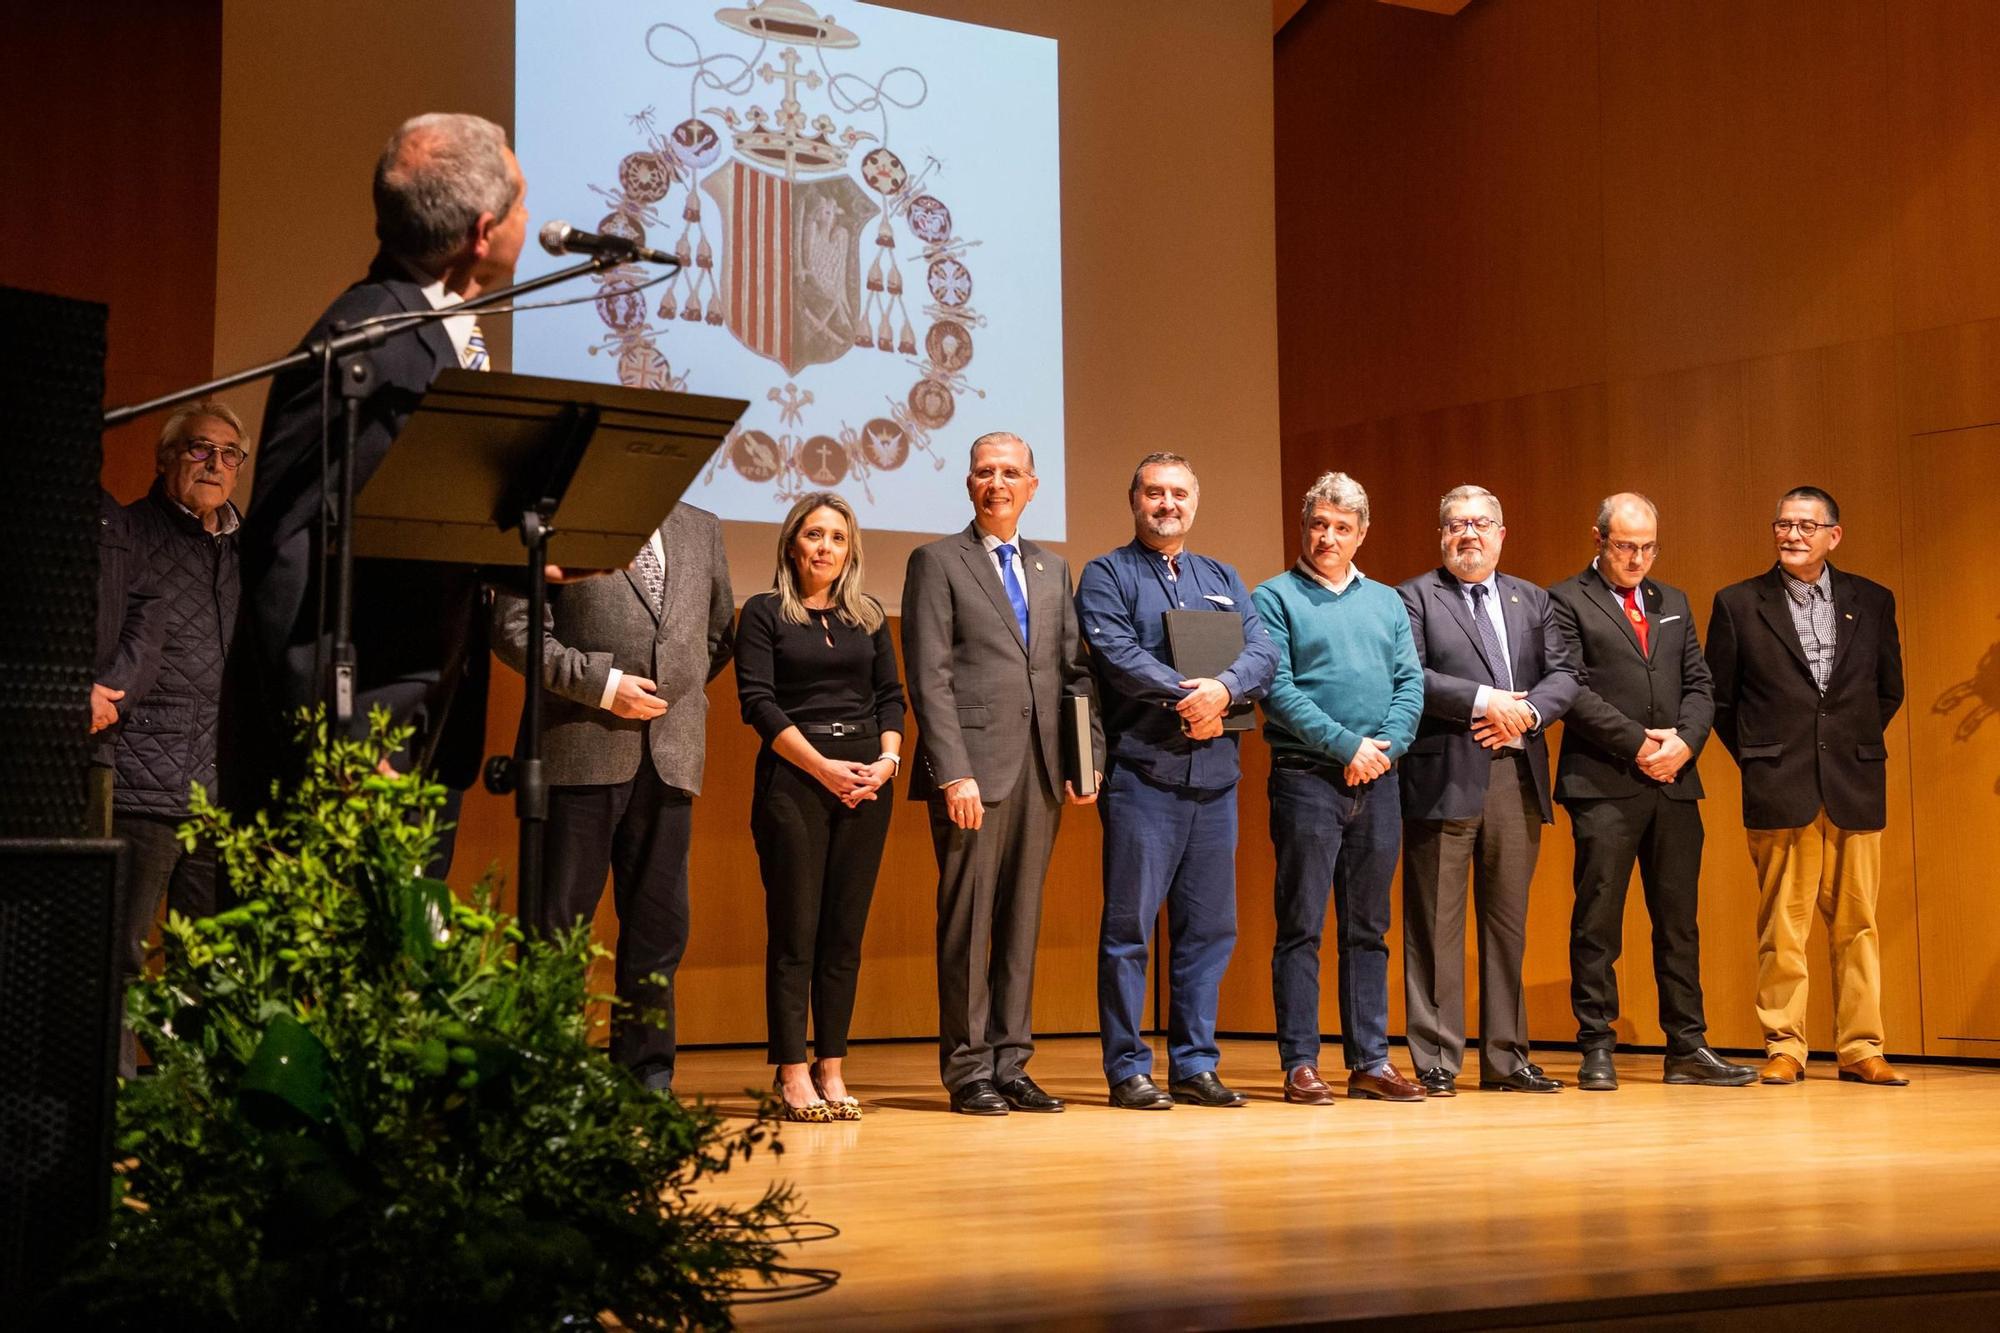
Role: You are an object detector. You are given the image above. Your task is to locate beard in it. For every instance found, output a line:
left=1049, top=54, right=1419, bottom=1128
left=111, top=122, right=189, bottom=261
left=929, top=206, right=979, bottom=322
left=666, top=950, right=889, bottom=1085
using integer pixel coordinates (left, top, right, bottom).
left=1445, top=544, right=1490, bottom=579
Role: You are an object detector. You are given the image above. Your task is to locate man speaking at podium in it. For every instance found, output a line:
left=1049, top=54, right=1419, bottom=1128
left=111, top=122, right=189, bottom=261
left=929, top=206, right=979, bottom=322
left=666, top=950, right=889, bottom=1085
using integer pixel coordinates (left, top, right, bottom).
left=235, top=113, right=528, bottom=871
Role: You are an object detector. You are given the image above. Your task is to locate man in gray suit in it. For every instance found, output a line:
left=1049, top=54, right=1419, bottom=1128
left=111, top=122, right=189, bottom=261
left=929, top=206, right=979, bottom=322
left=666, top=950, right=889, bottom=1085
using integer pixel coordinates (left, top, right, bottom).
left=902, top=431, right=1103, bottom=1115
left=1398, top=485, right=1578, bottom=1095
left=493, top=502, right=734, bottom=1093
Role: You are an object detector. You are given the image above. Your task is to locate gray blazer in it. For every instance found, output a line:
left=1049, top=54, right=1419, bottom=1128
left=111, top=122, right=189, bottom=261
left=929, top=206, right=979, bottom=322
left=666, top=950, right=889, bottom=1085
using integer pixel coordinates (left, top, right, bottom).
left=492, top=503, right=733, bottom=792
left=901, top=523, right=1102, bottom=805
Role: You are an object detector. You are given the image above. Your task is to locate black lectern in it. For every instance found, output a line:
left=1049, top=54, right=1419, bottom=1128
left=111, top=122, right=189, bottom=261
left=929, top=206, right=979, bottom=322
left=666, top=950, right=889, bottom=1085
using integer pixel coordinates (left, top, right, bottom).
left=357, top=369, right=746, bottom=922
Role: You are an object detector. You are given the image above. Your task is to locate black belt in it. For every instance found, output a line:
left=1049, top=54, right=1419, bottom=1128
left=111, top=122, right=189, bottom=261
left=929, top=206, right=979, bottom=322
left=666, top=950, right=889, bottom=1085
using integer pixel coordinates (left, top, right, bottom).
left=800, top=720, right=878, bottom=739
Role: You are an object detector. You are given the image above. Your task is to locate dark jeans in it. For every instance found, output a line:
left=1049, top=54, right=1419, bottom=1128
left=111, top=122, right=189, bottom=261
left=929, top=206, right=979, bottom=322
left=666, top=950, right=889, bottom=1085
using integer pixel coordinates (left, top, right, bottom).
left=1269, top=761, right=1401, bottom=1072
left=750, top=738, right=893, bottom=1065
left=1097, top=764, right=1239, bottom=1084
left=113, top=812, right=221, bottom=1077
left=542, top=765, right=692, bottom=1084
left=1566, top=789, right=1708, bottom=1054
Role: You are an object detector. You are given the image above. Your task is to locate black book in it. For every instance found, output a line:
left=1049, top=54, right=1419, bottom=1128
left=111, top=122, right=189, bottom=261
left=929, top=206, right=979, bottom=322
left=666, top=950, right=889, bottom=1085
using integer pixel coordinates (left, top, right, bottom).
left=1162, top=609, right=1256, bottom=732
left=1060, top=694, right=1098, bottom=796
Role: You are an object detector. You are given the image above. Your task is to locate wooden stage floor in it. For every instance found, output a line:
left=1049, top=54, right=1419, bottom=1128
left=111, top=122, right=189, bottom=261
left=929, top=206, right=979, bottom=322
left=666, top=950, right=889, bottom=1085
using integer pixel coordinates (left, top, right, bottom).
left=679, top=1038, right=2000, bottom=1329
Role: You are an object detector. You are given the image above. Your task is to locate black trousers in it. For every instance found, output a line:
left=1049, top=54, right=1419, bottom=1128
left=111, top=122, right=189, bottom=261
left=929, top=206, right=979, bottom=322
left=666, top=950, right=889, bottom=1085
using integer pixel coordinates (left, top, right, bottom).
left=542, top=763, right=692, bottom=1083
left=1565, top=788, right=1708, bottom=1054
left=750, top=737, right=893, bottom=1065
left=113, top=812, right=222, bottom=1077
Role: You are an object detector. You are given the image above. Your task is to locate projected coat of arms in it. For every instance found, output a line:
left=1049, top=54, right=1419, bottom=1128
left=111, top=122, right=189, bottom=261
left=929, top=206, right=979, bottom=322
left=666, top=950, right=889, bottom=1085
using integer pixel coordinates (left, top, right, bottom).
left=515, top=0, right=1065, bottom=530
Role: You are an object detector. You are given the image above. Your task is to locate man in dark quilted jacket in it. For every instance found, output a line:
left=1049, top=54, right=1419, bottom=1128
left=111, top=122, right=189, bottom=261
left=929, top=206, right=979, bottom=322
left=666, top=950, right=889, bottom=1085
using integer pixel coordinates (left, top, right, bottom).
left=106, top=397, right=245, bottom=1075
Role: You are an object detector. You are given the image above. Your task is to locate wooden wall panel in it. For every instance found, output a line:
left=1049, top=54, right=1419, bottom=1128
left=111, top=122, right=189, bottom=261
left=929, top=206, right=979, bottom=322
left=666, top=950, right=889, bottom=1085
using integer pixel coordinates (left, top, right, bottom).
left=0, top=2, right=224, bottom=498
left=1274, top=0, right=2000, bottom=1059
left=1899, top=425, right=2000, bottom=1058
left=1888, top=0, right=2000, bottom=334
left=1598, top=0, right=1896, bottom=381
left=1275, top=0, right=1605, bottom=434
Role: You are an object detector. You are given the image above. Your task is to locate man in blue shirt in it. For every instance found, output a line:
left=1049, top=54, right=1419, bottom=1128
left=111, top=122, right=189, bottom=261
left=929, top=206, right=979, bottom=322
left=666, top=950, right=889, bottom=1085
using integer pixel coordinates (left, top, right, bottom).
left=1076, top=453, right=1279, bottom=1109
left=1253, top=473, right=1427, bottom=1105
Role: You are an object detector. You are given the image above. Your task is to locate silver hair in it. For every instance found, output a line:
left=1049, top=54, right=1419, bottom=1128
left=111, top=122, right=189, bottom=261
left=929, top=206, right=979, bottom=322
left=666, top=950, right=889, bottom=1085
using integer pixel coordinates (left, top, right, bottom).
left=968, top=431, right=1036, bottom=474
left=1299, top=471, right=1370, bottom=529
left=373, top=113, right=518, bottom=269
left=1438, top=484, right=1502, bottom=527
left=156, top=398, right=248, bottom=469
left=1593, top=491, right=1659, bottom=534
left=1129, top=451, right=1198, bottom=500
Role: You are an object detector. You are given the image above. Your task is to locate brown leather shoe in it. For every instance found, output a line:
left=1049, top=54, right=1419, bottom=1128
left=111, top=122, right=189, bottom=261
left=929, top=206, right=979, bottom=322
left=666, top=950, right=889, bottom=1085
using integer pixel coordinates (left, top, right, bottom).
left=1759, top=1053, right=1805, bottom=1084
left=1348, top=1064, right=1426, bottom=1102
left=1283, top=1064, right=1337, bottom=1105
left=1838, top=1055, right=1909, bottom=1086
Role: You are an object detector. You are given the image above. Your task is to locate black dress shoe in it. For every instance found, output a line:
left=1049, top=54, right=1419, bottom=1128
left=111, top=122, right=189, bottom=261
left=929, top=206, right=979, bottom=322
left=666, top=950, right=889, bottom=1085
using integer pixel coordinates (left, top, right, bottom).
left=1664, top=1047, right=1758, bottom=1087
left=1109, top=1073, right=1173, bottom=1110
left=949, top=1078, right=1009, bottom=1116
left=1578, top=1048, right=1618, bottom=1091
left=997, top=1075, right=1065, bottom=1112
left=1168, top=1071, right=1248, bottom=1107
left=1480, top=1066, right=1564, bottom=1093
left=1417, top=1066, right=1458, bottom=1097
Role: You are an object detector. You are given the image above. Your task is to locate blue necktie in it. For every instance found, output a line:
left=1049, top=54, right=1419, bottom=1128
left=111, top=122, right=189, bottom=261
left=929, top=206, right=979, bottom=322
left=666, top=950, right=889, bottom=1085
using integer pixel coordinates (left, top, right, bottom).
left=994, top=542, right=1030, bottom=644
left=1469, top=583, right=1513, bottom=690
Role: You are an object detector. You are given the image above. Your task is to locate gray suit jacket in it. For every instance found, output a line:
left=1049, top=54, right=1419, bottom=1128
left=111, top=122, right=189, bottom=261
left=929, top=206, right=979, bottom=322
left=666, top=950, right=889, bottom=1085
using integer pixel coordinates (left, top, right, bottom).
left=901, top=523, right=1102, bottom=805
left=1398, top=566, right=1579, bottom=824
left=492, top=503, right=733, bottom=792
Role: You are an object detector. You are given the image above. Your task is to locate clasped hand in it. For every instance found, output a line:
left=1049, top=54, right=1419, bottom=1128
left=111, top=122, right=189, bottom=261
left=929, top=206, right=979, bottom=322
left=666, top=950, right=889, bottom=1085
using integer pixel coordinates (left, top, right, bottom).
left=1470, top=691, right=1535, bottom=749
left=1177, top=677, right=1230, bottom=741
left=1344, top=736, right=1392, bottom=785
left=821, top=755, right=897, bottom=809
left=1634, top=728, right=1691, bottom=781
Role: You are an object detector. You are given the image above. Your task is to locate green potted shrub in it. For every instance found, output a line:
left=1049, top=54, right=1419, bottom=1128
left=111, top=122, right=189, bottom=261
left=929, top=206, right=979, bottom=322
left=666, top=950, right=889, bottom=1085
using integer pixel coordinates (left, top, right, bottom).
left=56, top=714, right=796, bottom=1330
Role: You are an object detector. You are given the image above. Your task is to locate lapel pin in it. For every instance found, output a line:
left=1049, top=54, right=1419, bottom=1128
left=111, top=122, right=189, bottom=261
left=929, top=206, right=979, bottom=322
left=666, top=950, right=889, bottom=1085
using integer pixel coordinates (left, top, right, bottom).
left=1845, top=612, right=1853, bottom=619
left=1510, top=595, right=1519, bottom=603
left=1035, top=560, right=1043, bottom=572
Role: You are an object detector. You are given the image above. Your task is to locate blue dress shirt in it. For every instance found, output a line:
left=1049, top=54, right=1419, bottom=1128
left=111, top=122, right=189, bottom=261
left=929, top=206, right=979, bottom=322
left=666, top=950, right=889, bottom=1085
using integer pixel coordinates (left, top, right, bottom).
left=1075, top=539, right=1279, bottom=790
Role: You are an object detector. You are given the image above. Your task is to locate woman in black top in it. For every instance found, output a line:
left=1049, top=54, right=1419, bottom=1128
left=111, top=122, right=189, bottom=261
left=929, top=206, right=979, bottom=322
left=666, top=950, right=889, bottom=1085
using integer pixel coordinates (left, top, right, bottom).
left=736, top=491, right=905, bottom=1121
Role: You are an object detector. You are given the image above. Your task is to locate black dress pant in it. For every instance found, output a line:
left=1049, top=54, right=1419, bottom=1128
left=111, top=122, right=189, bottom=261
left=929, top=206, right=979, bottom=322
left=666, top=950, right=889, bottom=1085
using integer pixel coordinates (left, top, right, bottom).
left=542, top=763, right=692, bottom=1083
left=113, top=812, right=222, bottom=1077
left=1566, top=788, right=1708, bottom=1054
left=750, top=737, right=893, bottom=1065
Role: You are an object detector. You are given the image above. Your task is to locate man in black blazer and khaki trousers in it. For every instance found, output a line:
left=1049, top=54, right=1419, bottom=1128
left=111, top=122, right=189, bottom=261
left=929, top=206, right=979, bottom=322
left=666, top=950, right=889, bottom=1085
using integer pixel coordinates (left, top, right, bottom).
left=1549, top=493, right=1754, bottom=1091
left=1707, top=486, right=1907, bottom=1087
left=1399, top=485, right=1578, bottom=1095
left=902, top=431, right=1102, bottom=1116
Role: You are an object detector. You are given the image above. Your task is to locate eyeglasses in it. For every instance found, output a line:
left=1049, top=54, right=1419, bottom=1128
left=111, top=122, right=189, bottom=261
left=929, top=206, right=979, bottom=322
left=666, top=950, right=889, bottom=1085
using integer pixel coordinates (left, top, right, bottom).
left=1771, top=519, right=1830, bottom=537
left=1442, top=516, right=1499, bottom=535
left=1606, top=541, right=1659, bottom=558
left=184, top=439, right=247, bottom=469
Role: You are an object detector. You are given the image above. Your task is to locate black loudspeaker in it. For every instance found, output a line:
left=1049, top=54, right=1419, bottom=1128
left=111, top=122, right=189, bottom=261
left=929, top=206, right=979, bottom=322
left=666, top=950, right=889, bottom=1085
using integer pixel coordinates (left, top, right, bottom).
left=0, top=285, right=104, bottom=839
left=0, top=286, right=117, bottom=1301
left=0, top=839, right=123, bottom=1302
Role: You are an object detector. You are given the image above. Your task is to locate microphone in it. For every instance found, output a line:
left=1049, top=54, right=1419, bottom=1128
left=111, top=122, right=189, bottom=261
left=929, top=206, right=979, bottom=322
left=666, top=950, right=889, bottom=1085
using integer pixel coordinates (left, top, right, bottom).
left=537, top=220, right=678, bottom=267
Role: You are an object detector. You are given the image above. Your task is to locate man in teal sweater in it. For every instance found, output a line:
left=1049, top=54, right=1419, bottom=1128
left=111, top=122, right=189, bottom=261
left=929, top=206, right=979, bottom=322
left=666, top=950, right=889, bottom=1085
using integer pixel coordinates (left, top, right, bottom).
left=1252, top=472, right=1426, bottom=1104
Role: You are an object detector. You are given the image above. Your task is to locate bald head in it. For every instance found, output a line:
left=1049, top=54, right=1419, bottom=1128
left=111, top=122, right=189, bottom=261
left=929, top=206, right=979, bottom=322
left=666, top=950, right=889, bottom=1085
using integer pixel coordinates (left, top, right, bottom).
left=1592, top=491, right=1660, bottom=589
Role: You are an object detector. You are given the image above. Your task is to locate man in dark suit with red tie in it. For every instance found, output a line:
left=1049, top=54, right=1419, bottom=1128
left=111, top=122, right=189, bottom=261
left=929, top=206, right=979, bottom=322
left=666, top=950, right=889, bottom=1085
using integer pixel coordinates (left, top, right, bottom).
left=1548, top=493, right=1754, bottom=1091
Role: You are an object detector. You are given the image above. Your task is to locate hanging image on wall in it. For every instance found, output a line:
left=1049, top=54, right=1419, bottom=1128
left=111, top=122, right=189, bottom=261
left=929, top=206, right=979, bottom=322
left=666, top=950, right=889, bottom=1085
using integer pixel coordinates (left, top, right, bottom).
left=515, top=0, right=1065, bottom=537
